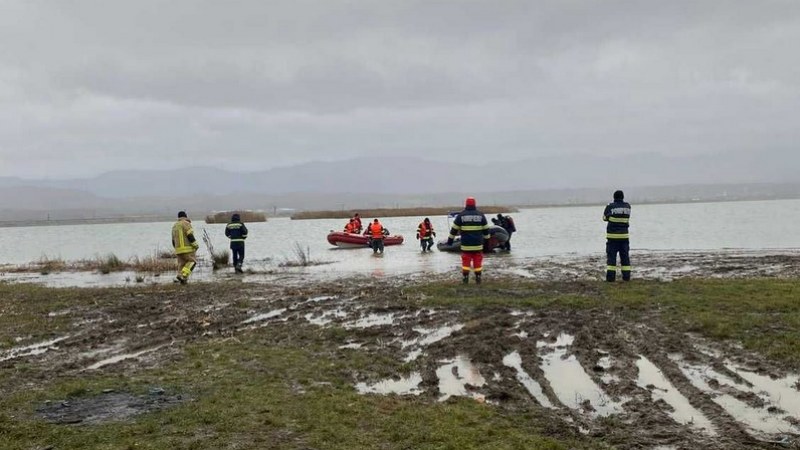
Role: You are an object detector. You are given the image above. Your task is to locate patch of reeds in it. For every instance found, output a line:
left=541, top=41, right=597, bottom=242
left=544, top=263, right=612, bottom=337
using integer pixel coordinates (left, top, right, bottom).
left=36, top=255, right=67, bottom=275
left=156, top=247, right=175, bottom=259
left=202, top=229, right=230, bottom=270
left=96, top=253, right=124, bottom=274
left=130, top=254, right=176, bottom=273
left=279, top=242, right=330, bottom=267
left=205, top=210, right=267, bottom=224
left=291, top=206, right=518, bottom=220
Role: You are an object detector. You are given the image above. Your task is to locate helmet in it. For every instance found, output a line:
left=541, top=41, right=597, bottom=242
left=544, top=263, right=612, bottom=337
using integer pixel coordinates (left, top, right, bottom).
left=465, top=197, right=476, bottom=208
left=178, top=211, right=187, bottom=218
left=231, top=213, right=241, bottom=222
left=613, top=190, right=624, bottom=200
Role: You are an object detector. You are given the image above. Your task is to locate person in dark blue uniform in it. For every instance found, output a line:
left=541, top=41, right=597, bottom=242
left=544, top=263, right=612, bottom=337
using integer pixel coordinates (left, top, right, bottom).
left=225, top=213, right=249, bottom=273
left=447, top=197, right=490, bottom=284
left=603, top=190, right=631, bottom=282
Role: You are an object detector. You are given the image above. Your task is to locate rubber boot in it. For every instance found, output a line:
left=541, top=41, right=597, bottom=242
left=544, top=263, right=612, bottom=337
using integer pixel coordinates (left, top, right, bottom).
left=475, top=273, right=482, bottom=284
left=462, top=273, right=469, bottom=284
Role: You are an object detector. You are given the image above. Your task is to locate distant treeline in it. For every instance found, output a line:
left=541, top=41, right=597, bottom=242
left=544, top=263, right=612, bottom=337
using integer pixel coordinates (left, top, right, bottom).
left=205, top=211, right=267, bottom=224
left=291, top=206, right=518, bottom=220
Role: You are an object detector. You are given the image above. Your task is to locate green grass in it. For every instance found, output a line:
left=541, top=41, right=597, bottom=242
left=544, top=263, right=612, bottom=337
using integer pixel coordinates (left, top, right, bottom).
left=0, top=332, right=589, bottom=450
left=410, top=278, right=800, bottom=366
left=2, top=277, right=800, bottom=448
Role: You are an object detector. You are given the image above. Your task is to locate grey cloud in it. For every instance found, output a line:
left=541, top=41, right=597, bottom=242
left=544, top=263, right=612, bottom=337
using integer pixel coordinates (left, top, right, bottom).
left=1, top=0, right=799, bottom=178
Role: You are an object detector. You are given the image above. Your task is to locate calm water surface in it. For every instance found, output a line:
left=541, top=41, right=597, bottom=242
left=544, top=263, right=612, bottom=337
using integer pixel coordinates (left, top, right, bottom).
left=1, top=199, right=798, bottom=277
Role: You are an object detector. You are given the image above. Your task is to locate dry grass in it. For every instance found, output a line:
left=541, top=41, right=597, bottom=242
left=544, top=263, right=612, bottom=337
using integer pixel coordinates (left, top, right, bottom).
left=205, top=210, right=267, bottom=224
left=35, top=255, right=67, bottom=275
left=156, top=247, right=175, bottom=259
left=5, top=251, right=176, bottom=275
left=202, top=228, right=230, bottom=270
left=291, top=206, right=518, bottom=220
left=130, top=254, right=176, bottom=273
left=279, top=242, right=331, bottom=267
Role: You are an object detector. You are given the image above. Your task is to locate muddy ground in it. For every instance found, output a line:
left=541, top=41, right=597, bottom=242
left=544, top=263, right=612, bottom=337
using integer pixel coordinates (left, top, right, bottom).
left=2, top=251, right=800, bottom=449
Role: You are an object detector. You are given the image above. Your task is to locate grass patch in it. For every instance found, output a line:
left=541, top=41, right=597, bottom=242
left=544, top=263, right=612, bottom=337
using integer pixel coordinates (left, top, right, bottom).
left=95, top=253, right=124, bottom=274
left=279, top=242, right=330, bottom=267
left=410, top=277, right=800, bottom=366
left=129, top=254, right=175, bottom=273
left=30, top=255, right=67, bottom=275
left=0, top=331, right=591, bottom=450
left=201, top=229, right=229, bottom=270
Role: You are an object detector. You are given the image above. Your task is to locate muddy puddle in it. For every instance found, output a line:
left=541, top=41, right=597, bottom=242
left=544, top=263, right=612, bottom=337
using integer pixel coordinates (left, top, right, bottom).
left=537, top=333, right=626, bottom=416
left=0, top=336, right=71, bottom=362
left=37, top=390, right=187, bottom=425
left=436, top=355, right=487, bottom=402
left=356, top=373, right=424, bottom=396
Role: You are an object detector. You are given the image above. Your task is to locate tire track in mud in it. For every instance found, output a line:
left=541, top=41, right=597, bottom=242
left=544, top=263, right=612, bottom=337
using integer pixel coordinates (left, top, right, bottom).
left=4, top=277, right=800, bottom=449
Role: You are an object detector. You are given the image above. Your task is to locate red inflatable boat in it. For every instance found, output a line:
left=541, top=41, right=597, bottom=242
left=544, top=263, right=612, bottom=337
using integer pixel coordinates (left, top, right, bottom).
left=327, top=232, right=405, bottom=248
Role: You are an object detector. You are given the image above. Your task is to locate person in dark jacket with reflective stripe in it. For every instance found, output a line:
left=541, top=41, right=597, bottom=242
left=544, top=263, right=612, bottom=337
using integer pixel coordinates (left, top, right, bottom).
left=225, top=213, right=249, bottom=273
left=603, top=190, right=631, bottom=281
left=447, top=197, right=490, bottom=284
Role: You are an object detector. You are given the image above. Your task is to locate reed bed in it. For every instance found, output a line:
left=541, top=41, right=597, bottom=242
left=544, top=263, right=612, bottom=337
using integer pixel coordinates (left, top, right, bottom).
left=205, top=210, right=267, bottom=224
left=291, top=206, right=517, bottom=220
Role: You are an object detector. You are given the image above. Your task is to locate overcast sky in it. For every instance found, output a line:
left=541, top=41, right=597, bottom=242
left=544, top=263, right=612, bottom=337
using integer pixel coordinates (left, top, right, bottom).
left=1, top=0, right=798, bottom=178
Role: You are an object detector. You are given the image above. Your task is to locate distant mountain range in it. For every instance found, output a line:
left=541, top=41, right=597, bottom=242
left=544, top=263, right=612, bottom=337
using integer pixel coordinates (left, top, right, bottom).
left=0, top=151, right=797, bottom=223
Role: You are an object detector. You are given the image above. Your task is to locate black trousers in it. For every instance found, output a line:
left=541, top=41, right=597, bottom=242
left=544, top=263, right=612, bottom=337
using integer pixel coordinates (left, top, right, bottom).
left=420, top=237, right=434, bottom=251
left=231, top=243, right=245, bottom=267
left=502, top=231, right=513, bottom=250
left=371, top=238, right=384, bottom=253
left=606, top=240, right=631, bottom=281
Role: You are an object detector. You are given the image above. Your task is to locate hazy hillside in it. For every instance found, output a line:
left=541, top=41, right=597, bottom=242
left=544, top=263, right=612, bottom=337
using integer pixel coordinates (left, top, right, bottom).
left=2, top=150, right=797, bottom=199
left=1, top=151, right=798, bottom=223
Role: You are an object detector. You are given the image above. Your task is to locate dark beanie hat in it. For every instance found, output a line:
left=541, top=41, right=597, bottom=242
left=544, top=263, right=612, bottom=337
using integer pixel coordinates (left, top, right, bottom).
left=178, top=211, right=187, bottom=218
left=613, top=190, right=624, bottom=200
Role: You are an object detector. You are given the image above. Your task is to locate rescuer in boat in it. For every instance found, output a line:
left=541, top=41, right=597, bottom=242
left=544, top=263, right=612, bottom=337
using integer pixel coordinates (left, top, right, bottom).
left=416, top=217, right=436, bottom=252
left=364, top=218, right=389, bottom=254
left=446, top=197, right=490, bottom=284
left=225, top=213, right=248, bottom=273
left=352, top=213, right=363, bottom=234
left=344, top=218, right=358, bottom=234
left=172, top=211, right=199, bottom=284
left=603, top=190, right=632, bottom=282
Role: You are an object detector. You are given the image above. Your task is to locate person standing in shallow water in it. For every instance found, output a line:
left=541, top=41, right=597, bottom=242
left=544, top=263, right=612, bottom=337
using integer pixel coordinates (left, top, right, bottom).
left=416, top=217, right=436, bottom=252
left=172, top=211, right=199, bottom=284
left=364, top=218, right=388, bottom=254
left=447, top=197, right=490, bottom=284
left=225, top=213, right=248, bottom=273
left=603, top=190, right=632, bottom=282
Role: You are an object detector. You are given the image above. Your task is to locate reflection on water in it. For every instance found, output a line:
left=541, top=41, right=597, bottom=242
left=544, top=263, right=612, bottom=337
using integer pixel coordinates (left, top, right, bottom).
left=1, top=200, right=799, bottom=280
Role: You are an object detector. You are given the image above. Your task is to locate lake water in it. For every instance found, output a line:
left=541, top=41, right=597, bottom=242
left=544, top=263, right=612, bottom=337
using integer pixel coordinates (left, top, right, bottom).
left=1, top=199, right=799, bottom=278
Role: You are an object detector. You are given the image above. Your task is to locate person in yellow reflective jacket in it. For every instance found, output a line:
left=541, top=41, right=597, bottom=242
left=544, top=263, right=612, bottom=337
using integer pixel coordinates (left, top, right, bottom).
left=172, top=211, right=199, bottom=284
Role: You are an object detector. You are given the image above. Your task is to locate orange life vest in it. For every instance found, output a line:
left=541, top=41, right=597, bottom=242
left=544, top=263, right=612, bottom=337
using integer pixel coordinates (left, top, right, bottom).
left=344, top=222, right=356, bottom=233
left=369, top=222, right=384, bottom=238
left=418, top=221, right=433, bottom=238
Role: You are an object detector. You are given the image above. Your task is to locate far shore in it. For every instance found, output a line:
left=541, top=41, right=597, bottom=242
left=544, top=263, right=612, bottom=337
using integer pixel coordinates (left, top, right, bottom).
left=2, top=196, right=797, bottom=228
left=290, top=206, right=518, bottom=220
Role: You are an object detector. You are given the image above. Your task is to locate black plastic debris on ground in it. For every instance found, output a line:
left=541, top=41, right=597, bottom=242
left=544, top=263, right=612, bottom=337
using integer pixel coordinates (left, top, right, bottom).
left=36, top=389, right=188, bottom=425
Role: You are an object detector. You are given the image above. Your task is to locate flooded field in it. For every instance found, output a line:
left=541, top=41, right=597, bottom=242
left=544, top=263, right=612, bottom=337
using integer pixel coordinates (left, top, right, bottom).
left=1, top=199, right=799, bottom=277
left=0, top=199, right=798, bottom=290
